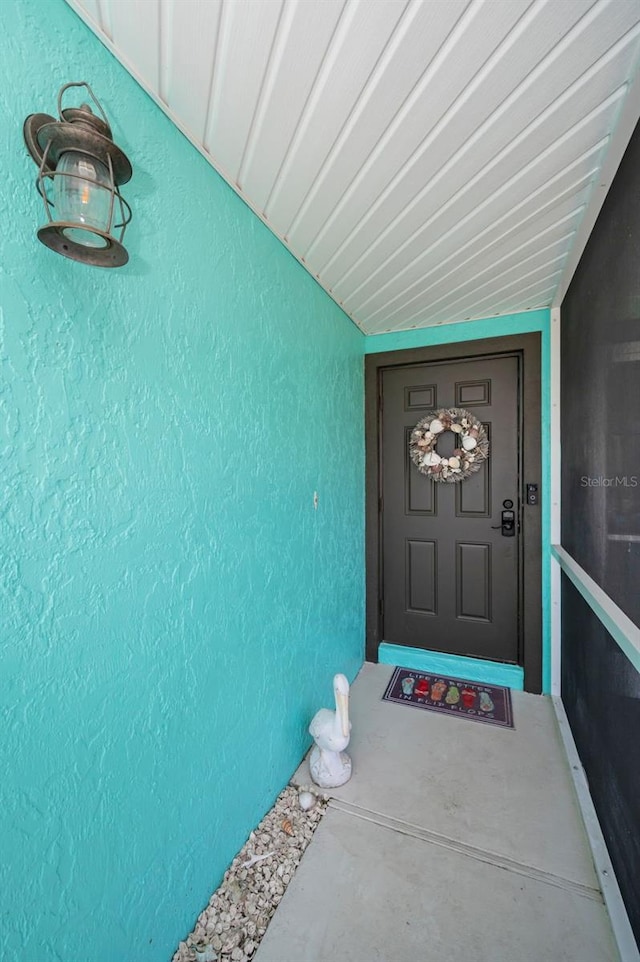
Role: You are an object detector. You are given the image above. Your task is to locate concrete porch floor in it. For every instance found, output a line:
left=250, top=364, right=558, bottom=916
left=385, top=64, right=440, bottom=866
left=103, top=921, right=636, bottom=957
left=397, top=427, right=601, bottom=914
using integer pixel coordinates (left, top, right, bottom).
left=254, top=663, right=619, bottom=962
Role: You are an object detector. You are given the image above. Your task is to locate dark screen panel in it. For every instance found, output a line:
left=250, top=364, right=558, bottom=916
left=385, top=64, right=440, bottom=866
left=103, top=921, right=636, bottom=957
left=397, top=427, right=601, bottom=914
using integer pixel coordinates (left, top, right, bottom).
left=561, top=119, right=640, bottom=627
left=561, top=119, right=640, bottom=949
left=561, top=576, right=640, bottom=945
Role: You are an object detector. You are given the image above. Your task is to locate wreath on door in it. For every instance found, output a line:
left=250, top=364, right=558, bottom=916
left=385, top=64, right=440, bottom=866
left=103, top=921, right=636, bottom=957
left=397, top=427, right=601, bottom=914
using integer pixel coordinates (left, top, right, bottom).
left=409, top=407, right=489, bottom=482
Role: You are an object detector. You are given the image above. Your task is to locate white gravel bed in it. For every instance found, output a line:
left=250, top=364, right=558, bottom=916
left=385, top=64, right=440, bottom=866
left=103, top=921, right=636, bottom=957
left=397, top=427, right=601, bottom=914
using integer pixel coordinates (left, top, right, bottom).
left=172, top=785, right=327, bottom=962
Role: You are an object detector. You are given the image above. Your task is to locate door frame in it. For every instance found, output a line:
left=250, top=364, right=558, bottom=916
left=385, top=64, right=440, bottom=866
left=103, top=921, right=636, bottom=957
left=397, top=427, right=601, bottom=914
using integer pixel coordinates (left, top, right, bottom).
left=365, top=333, right=542, bottom=694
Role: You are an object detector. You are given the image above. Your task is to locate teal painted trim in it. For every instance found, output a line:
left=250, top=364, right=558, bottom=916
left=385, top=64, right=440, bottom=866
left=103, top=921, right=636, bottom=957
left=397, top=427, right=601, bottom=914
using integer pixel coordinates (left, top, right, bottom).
left=364, top=307, right=552, bottom=693
left=551, top=545, right=640, bottom=675
left=364, top=309, right=549, bottom=353
left=378, top=644, right=525, bottom=690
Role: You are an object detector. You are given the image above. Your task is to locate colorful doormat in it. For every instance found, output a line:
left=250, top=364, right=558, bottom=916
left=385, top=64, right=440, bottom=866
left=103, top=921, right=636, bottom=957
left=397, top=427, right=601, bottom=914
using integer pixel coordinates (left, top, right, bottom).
left=382, top=666, right=514, bottom=729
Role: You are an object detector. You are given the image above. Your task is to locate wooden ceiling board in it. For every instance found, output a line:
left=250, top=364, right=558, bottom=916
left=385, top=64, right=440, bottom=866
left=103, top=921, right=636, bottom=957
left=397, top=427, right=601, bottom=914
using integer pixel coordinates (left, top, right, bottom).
left=401, top=272, right=562, bottom=328
left=65, top=0, right=640, bottom=333
left=447, top=277, right=562, bottom=324
left=359, top=146, right=603, bottom=328
left=327, top=9, right=640, bottom=301
left=108, top=0, right=160, bottom=92
left=202, top=0, right=285, bottom=178
left=76, top=0, right=100, bottom=26
left=265, top=0, right=408, bottom=229
left=333, top=89, right=619, bottom=311
left=370, top=218, right=582, bottom=332
left=449, top=260, right=566, bottom=318
left=304, top=0, right=564, bottom=272
left=307, top=0, right=599, bottom=280
left=368, top=200, right=588, bottom=331
left=237, top=0, right=362, bottom=210
left=368, top=208, right=587, bottom=333
left=335, top=65, right=629, bottom=313
left=163, top=0, right=222, bottom=137
left=298, top=0, right=534, bottom=268
left=506, top=283, right=559, bottom=313
left=410, top=226, right=579, bottom=323
left=553, top=38, right=640, bottom=308
left=276, top=0, right=476, bottom=244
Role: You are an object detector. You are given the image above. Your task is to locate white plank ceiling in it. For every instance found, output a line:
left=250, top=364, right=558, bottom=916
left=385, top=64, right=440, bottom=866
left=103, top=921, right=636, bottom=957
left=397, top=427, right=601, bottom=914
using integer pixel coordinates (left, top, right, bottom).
left=66, top=0, right=640, bottom=334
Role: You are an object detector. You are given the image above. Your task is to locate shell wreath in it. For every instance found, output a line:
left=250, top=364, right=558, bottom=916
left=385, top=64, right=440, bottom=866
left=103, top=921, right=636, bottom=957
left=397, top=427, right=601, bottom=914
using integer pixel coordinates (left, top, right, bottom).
left=409, top=407, right=489, bottom=482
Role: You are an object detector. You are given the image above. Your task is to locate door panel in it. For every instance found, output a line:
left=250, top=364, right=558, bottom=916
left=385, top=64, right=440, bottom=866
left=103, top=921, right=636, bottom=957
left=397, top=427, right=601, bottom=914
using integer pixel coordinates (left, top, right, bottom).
left=407, top=540, right=437, bottom=613
left=381, top=355, right=520, bottom=664
left=405, top=426, right=436, bottom=515
left=456, top=542, right=491, bottom=621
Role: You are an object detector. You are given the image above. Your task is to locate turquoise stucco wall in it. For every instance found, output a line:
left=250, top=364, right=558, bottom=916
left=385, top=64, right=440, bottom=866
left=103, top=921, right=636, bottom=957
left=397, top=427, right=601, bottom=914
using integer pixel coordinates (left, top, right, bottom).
left=366, top=309, right=552, bottom=693
left=0, top=3, right=365, bottom=960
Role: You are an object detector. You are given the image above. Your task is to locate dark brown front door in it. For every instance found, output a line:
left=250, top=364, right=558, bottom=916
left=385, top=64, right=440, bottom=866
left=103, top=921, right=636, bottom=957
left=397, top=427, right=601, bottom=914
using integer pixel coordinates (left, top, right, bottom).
left=381, top=354, right=520, bottom=664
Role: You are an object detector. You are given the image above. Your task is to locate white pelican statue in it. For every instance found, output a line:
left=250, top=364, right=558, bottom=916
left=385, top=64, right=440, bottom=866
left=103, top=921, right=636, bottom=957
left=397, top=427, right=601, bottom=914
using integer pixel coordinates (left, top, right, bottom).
left=309, top=673, right=352, bottom=788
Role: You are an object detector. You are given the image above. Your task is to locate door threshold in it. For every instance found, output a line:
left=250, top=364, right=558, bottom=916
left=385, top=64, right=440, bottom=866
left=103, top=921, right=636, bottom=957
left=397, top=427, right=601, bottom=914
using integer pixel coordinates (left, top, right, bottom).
left=377, top=643, right=524, bottom=691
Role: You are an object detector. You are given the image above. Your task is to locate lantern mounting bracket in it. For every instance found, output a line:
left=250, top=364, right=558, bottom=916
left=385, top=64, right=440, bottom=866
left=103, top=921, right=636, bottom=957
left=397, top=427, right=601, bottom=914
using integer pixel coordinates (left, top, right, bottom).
left=23, top=113, right=56, bottom=169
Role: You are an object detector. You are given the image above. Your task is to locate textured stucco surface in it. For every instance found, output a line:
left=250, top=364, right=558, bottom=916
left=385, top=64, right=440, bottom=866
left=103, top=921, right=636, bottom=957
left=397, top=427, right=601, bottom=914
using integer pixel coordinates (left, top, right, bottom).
left=0, top=3, right=365, bottom=960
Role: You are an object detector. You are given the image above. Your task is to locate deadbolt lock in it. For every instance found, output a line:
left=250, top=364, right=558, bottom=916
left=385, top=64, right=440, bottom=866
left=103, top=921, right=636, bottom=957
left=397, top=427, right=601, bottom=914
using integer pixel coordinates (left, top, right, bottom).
left=491, top=506, right=516, bottom=536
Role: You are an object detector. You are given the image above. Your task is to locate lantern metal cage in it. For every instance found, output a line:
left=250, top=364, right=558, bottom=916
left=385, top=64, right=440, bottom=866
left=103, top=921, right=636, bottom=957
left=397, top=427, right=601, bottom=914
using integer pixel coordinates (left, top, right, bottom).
left=24, top=82, right=133, bottom=268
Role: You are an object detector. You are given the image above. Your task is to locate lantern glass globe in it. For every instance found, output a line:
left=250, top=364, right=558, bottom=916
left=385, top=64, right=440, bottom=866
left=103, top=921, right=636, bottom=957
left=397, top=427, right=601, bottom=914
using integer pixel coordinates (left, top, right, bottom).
left=53, top=150, right=112, bottom=248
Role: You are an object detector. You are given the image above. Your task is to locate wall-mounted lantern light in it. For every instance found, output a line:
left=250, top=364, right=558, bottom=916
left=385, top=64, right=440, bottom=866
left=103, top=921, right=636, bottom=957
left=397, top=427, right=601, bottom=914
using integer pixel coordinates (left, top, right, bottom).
left=23, top=82, right=132, bottom=268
